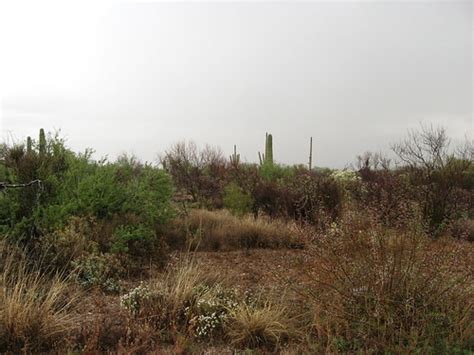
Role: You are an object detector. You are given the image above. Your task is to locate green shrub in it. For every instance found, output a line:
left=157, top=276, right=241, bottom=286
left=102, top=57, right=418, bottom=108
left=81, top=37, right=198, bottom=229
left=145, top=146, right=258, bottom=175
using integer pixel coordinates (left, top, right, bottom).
left=72, top=253, right=123, bottom=293
left=0, top=132, right=174, bottom=266
left=111, top=224, right=156, bottom=256
left=223, top=182, right=253, bottom=216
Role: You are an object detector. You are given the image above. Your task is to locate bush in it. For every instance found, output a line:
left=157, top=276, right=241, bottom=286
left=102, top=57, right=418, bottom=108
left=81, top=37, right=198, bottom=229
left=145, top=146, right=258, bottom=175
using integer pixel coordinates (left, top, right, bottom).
left=281, top=171, right=344, bottom=225
left=391, top=126, right=474, bottom=236
left=0, top=132, right=174, bottom=267
left=160, top=141, right=228, bottom=208
left=297, top=212, right=474, bottom=353
left=111, top=224, right=155, bottom=256
left=223, top=182, right=253, bottom=216
left=450, top=218, right=474, bottom=242
left=72, top=253, right=124, bottom=293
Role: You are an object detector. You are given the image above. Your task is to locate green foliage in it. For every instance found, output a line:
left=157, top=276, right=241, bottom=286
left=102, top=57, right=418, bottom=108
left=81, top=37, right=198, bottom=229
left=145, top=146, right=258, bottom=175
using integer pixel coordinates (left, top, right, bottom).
left=72, top=253, right=123, bottom=293
left=260, top=163, right=294, bottom=182
left=111, top=224, right=155, bottom=256
left=223, top=183, right=254, bottom=216
left=0, top=130, right=174, bottom=267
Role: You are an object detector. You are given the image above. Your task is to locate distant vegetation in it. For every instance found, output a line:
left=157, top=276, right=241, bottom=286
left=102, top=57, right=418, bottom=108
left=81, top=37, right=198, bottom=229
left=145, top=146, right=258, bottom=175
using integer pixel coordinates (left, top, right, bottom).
left=0, top=126, right=472, bottom=352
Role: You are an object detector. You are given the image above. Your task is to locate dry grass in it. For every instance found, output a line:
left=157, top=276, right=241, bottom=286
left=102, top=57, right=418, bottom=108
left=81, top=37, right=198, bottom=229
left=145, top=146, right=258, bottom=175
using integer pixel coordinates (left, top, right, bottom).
left=0, top=243, right=80, bottom=352
left=296, top=212, right=474, bottom=353
left=122, top=256, right=224, bottom=333
left=155, top=256, right=222, bottom=318
left=226, top=301, right=292, bottom=349
left=121, top=255, right=297, bottom=350
left=165, top=209, right=304, bottom=251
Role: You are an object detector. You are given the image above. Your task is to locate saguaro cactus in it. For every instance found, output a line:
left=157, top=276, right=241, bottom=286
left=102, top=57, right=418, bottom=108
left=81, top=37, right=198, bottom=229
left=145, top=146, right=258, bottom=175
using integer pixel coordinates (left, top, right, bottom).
left=39, top=128, right=46, bottom=155
left=26, top=136, right=32, bottom=154
left=264, top=133, right=273, bottom=165
left=230, top=145, right=240, bottom=165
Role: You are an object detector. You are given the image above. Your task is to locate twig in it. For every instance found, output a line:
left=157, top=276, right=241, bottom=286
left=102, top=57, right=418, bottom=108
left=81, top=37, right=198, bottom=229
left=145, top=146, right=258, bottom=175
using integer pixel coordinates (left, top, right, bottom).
left=0, top=179, right=42, bottom=190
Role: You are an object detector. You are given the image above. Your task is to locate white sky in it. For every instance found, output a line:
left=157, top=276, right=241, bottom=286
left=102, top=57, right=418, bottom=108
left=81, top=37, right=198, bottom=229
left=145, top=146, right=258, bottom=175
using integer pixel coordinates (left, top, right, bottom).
left=0, top=0, right=472, bottom=168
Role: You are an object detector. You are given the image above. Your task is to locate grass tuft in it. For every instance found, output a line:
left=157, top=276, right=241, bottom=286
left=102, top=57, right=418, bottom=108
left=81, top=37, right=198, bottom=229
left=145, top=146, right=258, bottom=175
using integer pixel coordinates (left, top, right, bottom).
left=165, top=209, right=304, bottom=251
left=0, top=243, right=79, bottom=352
left=226, top=301, right=292, bottom=349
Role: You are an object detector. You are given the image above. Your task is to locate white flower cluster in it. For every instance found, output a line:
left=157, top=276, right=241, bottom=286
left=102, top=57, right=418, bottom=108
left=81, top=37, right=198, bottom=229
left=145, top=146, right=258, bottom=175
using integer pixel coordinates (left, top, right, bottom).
left=195, top=311, right=225, bottom=338
left=120, top=283, right=151, bottom=314
left=331, top=170, right=360, bottom=183
left=189, top=284, right=238, bottom=339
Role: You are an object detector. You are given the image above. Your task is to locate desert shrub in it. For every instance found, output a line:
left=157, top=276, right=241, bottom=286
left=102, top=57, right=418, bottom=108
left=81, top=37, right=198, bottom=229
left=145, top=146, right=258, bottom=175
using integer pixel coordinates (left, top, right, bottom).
left=0, top=132, right=174, bottom=267
left=280, top=171, right=344, bottom=226
left=223, top=182, right=254, bottom=216
left=357, top=168, right=417, bottom=229
left=0, top=244, right=79, bottom=352
left=40, top=216, right=98, bottom=271
left=111, top=224, right=155, bottom=256
left=72, top=253, right=124, bottom=293
left=164, top=209, right=302, bottom=251
left=120, top=282, right=152, bottom=315
left=160, top=141, right=228, bottom=208
left=450, top=218, right=474, bottom=242
left=251, top=179, right=281, bottom=218
left=188, top=284, right=239, bottom=340
left=0, top=134, right=71, bottom=242
left=330, top=169, right=360, bottom=185
left=297, top=212, right=474, bottom=353
left=260, top=162, right=294, bottom=182
left=392, top=126, right=474, bottom=236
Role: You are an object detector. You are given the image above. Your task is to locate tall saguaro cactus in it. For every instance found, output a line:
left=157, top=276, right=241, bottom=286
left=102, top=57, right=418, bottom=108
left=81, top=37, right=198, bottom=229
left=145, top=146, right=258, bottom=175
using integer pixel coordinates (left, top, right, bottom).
left=258, top=133, right=274, bottom=166
left=39, top=128, right=46, bottom=155
left=26, top=136, right=32, bottom=154
left=265, top=132, right=273, bottom=165
left=230, top=145, right=240, bottom=165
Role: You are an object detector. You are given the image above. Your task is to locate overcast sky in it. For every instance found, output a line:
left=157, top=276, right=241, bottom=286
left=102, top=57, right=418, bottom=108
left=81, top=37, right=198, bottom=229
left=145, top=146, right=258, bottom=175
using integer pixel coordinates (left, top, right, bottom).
left=0, top=1, right=472, bottom=168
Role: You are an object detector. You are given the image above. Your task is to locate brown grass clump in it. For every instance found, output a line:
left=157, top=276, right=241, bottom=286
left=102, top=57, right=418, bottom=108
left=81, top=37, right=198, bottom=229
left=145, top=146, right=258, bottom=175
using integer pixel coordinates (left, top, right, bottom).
left=0, top=243, right=79, bottom=352
left=297, top=212, right=474, bottom=353
left=120, top=255, right=297, bottom=350
left=165, top=209, right=304, bottom=251
left=120, top=256, right=223, bottom=336
left=226, top=301, right=292, bottom=350
left=156, top=256, right=221, bottom=319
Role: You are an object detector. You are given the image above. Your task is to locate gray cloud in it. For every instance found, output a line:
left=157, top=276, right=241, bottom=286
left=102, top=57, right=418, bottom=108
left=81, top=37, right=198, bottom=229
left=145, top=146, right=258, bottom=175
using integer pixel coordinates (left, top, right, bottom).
left=1, top=1, right=472, bottom=167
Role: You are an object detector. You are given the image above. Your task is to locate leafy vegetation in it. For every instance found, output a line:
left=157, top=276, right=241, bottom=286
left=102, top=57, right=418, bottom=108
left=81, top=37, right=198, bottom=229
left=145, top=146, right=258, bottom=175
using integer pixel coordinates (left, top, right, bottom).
left=0, top=127, right=472, bottom=352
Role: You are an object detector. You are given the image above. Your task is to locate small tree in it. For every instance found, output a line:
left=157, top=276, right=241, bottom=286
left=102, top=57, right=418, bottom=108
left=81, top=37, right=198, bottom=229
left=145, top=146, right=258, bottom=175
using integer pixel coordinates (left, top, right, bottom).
left=391, top=125, right=473, bottom=235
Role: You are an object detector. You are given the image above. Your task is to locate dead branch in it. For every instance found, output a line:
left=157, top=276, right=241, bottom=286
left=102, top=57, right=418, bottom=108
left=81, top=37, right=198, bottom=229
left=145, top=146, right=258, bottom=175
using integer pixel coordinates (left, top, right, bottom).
left=0, top=180, right=42, bottom=190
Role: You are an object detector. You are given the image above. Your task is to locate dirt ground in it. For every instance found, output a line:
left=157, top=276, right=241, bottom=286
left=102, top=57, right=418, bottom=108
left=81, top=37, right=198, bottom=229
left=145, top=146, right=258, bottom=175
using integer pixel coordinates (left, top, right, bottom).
left=77, top=249, right=314, bottom=353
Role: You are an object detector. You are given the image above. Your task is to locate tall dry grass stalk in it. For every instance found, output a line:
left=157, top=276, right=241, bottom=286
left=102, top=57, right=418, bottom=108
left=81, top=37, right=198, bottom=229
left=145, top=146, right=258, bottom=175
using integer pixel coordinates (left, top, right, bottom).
left=0, top=242, right=80, bottom=352
left=158, top=256, right=221, bottom=317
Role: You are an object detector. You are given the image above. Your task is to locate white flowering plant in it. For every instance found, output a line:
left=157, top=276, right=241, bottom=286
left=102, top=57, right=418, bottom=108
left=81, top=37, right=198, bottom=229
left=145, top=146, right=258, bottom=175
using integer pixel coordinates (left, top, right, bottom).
left=187, top=284, right=239, bottom=340
left=120, top=283, right=152, bottom=315
left=330, top=170, right=360, bottom=184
